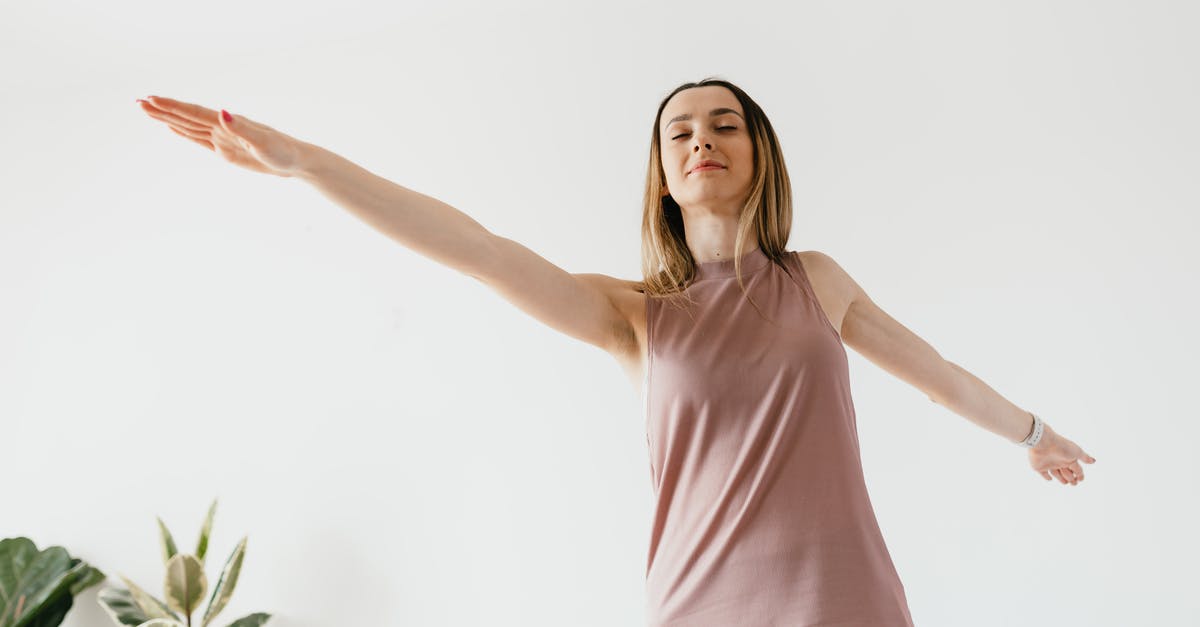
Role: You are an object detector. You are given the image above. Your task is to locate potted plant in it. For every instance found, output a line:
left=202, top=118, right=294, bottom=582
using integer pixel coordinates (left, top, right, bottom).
left=97, top=499, right=270, bottom=627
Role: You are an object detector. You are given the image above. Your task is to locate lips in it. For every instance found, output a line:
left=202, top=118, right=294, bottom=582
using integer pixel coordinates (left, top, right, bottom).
left=690, top=160, right=725, bottom=173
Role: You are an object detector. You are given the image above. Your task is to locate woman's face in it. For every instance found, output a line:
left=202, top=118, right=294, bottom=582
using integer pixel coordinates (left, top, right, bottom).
left=659, top=85, right=754, bottom=211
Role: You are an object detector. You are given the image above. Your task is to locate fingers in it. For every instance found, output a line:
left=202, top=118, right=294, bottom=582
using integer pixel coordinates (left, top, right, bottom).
left=1068, top=461, right=1085, bottom=483
left=164, top=121, right=210, bottom=141
left=168, top=125, right=214, bottom=151
left=139, top=100, right=213, bottom=134
left=144, top=96, right=222, bottom=127
left=1048, top=463, right=1085, bottom=486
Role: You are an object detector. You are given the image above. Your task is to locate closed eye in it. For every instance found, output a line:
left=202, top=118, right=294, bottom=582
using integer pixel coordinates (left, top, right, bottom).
left=670, top=126, right=737, bottom=141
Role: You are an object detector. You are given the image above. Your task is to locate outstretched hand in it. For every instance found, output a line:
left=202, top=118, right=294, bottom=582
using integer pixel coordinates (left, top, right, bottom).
left=1028, top=424, right=1096, bottom=485
left=135, top=95, right=306, bottom=177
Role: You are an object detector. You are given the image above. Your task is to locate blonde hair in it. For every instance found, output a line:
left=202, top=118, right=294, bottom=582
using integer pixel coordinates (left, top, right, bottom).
left=637, top=77, right=798, bottom=323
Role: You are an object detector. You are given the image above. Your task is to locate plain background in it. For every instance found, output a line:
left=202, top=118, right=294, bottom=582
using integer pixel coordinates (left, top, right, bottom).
left=2, top=1, right=1196, bottom=625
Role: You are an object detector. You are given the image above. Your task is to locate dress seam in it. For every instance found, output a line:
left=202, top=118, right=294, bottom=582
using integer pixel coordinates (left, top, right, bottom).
left=789, top=251, right=843, bottom=343
left=686, top=262, right=772, bottom=283
left=644, top=291, right=654, bottom=436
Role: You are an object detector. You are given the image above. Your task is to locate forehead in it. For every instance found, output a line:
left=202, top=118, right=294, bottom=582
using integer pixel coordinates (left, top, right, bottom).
left=662, top=86, right=744, bottom=127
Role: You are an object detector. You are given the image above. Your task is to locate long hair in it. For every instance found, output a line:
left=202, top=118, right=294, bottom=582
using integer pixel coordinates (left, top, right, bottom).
left=638, top=77, right=796, bottom=323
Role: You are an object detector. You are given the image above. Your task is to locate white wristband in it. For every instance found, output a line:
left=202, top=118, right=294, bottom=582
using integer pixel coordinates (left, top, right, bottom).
left=1019, top=412, right=1045, bottom=448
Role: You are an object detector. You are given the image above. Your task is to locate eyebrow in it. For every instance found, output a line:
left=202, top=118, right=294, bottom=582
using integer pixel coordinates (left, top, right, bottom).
left=664, top=107, right=745, bottom=128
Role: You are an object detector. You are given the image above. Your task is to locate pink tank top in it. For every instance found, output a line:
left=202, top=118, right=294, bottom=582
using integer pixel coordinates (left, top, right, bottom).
left=641, top=247, right=914, bottom=626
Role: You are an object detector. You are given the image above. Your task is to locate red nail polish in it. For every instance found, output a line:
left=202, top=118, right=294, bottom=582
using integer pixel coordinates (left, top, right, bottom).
left=221, top=109, right=232, bottom=123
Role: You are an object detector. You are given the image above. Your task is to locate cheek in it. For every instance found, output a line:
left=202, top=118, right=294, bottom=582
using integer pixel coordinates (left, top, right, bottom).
left=736, top=145, right=754, bottom=173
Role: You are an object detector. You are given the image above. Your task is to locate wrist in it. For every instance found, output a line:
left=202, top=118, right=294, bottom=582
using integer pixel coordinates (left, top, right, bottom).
left=1016, top=411, right=1051, bottom=449
left=1032, top=423, right=1055, bottom=451
left=294, top=141, right=330, bottom=180
left=1019, top=411, right=1036, bottom=442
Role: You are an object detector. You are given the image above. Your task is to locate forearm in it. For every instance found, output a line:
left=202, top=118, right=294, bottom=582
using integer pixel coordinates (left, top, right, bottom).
left=293, top=141, right=495, bottom=278
left=937, top=360, right=1047, bottom=446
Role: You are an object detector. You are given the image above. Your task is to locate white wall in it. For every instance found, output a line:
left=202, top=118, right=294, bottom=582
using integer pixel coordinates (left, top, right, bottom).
left=2, top=1, right=1195, bottom=625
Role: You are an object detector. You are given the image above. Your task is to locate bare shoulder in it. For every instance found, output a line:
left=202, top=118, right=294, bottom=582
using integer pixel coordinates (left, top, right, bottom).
left=793, top=250, right=865, bottom=335
left=795, top=250, right=864, bottom=296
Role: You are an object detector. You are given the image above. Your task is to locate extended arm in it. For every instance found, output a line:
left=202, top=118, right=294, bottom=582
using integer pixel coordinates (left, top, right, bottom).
left=136, top=96, right=638, bottom=361
left=291, top=144, right=638, bottom=356
left=843, top=295, right=1041, bottom=446
left=802, top=251, right=1097, bottom=485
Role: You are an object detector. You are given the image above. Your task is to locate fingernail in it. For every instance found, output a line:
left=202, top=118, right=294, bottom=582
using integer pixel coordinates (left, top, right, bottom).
left=221, top=109, right=232, bottom=123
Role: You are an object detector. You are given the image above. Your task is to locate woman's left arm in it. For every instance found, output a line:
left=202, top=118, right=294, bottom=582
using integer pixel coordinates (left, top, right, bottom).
left=801, top=251, right=1097, bottom=486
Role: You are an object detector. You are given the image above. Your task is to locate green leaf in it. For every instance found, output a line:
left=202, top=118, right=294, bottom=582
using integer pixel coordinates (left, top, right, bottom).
left=225, top=612, right=270, bottom=627
left=117, top=576, right=174, bottom=621
left=97, top=587, right=151, bottom=627
left=162, top=555, right=207, bottom=617
left=199, top=537, right=246, bottom=627
left=156, top=519, right=178, bottom=566
left=67, top=560, right=105, bottom=597
left=0, top=537, right=102, bottom=627
left=134, top=620, right=185, bottom=627
left=17, top=592, right=71, bottom=627
left=16, top=559, right=103, bottom=627
left=195, top=500, right=218, bottom=567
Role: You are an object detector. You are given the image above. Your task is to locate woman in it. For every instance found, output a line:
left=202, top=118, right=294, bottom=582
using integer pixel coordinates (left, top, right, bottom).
left=136, top=77, right=1096, bottom=626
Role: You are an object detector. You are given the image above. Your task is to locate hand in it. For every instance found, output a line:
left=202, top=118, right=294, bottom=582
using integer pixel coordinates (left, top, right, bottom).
left=1027, top=423, right=1096, bottom=486
left=135, top=96, right=307, bottom=177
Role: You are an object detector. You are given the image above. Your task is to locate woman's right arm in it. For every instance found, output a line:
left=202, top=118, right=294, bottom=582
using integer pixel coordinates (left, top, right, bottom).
left=134, top=96, right=636, bottom=359
left=295, top=142, right=637, bottom=357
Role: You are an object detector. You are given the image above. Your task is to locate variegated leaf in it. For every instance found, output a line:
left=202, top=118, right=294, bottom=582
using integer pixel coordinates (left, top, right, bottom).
left=135, top=619, right=186, bottom=627
left=156, top=518, right=179, bottom=565
left=199, top=537, right=246, bottom=627
left=97, top=586, right=151, bottom=626
left=195, top=499, right=218, bottom=567
left=118, top=575, right=174, bottom=620
left=163, top=554, right=207, bottom=616
left=225, top=612, right=271, bottom=627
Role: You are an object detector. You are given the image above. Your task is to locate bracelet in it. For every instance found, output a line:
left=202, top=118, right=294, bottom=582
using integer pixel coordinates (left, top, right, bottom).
left=1018, top=412, right=1044, bottom=448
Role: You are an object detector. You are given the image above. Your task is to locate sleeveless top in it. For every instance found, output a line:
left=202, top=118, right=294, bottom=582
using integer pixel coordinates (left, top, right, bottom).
left=641, top=247, right=914, bottom=626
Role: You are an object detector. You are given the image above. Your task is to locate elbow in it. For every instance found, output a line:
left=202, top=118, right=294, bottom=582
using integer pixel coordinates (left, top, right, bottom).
left=461, top=231, right=501, bottom=283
